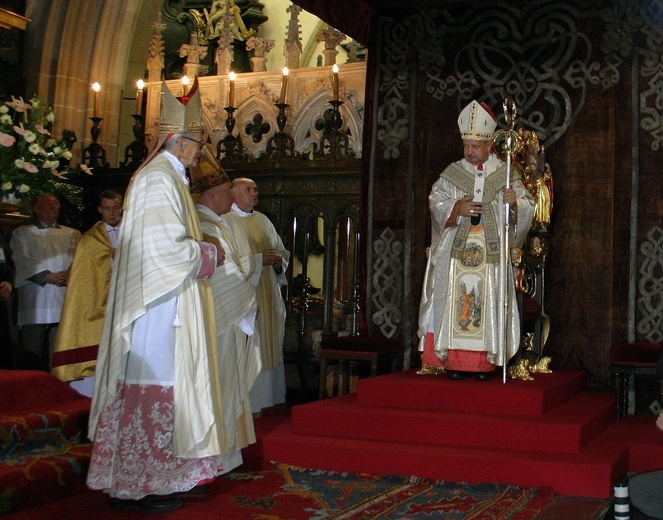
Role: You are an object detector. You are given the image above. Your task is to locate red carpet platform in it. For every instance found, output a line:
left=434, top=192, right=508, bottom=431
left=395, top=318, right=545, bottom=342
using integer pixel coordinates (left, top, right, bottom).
left=258, top=369, right=663, bottom=499
left=0, top=370, right=92, bottom=514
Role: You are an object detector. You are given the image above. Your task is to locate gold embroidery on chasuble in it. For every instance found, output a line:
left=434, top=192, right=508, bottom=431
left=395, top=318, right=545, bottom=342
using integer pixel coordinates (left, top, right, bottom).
left=52, top=221, right=113, bottom=382
left=441, top=162, right=522, bottom=262
left=451, top=225, right=486, bottom=351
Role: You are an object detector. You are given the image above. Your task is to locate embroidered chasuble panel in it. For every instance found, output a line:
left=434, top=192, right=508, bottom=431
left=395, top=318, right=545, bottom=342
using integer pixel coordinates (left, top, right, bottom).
left=451, top=229, right=486, bottom=351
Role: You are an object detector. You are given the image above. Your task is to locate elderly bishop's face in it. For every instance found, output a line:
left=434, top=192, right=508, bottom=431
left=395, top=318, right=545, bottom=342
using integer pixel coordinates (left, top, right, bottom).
left=462, top=139, right=492, bottom=166
left=178, top=133, right=205, bottom=168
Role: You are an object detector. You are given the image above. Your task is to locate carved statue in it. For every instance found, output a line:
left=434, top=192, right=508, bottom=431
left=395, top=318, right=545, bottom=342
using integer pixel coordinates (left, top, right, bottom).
left=519, top=129, right=553, bottom=231
left=529, top=356, right=553, bottom=374
left=207, top=0, right=243, bottom=41
left=508, top=358, right=535, bottom=381
left=507, top=356, right=553, bottom=380
left=205, top=0, right=253, bottom=41
left=208, top=0, right=226, bottom=36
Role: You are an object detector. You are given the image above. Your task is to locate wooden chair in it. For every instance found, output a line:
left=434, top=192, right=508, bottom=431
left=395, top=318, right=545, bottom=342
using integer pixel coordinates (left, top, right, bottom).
left=609, top=342, right=662, bottom=420
left=318, top=336, right=399, bottom=399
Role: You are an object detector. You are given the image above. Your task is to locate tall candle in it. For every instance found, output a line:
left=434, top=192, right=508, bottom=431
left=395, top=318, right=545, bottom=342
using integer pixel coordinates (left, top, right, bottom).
left=279, top=66, right=289, bottom=104
left=136, top=79, right=144, bottom=115
left=228, top=71, right=236, bottom=107
left=92, top=82, right=100, bottom=118
left=332, top=64, right=339, bottom=101
left=181, top=75, right=189, bottom=95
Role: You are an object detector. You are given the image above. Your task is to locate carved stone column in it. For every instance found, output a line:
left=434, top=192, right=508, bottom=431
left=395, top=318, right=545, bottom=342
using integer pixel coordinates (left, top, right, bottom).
left=316, top=25, right=346, bottom=66
left=147, top=18, right=166, bottom=83
left=180, top=32, right=208, bottom=78
left=246, top=36, right=275, bottom=72
left=215, top=12, right=235, bottom=75
left=284, top=3, right=302, bottom=69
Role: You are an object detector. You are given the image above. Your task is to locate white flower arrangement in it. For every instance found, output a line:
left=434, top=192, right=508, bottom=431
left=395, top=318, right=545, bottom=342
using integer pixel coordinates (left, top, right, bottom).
left=0, top=95, right=91, bottom=209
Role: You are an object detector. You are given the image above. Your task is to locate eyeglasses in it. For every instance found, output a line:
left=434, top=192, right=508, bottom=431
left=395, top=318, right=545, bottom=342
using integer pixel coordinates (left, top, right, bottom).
left=181, top=135, right=205, bottom=149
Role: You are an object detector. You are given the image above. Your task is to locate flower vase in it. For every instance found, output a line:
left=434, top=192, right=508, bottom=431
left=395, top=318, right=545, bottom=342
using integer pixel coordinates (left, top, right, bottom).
left=0, top=193, right=26, bottom=214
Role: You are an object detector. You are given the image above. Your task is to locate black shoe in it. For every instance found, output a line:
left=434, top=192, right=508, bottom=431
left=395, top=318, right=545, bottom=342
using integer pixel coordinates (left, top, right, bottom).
left=171, top=484, right=209, bottom=499
left=447, top=370, right=467, bottom=380
left=109, top=497, right=184, bottom=512
left=474, top=371, right=494, bottom=381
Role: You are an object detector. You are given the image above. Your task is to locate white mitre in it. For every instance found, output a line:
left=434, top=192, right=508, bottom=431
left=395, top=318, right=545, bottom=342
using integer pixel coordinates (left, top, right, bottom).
left=457, top=100, right=497, bottom=141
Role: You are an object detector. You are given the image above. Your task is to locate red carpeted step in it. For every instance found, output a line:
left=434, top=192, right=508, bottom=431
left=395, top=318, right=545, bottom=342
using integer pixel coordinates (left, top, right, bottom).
left=0, top=370, right=91, bottom=415
left=0, top=408, right=90, bottom=452
left=290, top=390, right=615, bottom=454
left=0, top=370, right=92, bottom=447
left=597, top=414, right=663, bottom=473
left=260, top=419, right=628, bottom=498
left=0, top=444, right=92, bottom=514
left=356, top=369, right=587, bottom=415
left=0, top=370, right=93, bottom=514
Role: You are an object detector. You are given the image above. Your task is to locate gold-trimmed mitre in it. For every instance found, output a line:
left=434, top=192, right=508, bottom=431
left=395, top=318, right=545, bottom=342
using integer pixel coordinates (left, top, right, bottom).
left=458, top=100, right=497, bottom=141
left=141, top=76, right=205, bottom=164
left=160, top=77, right=203, bottom=135
left=190, top=147, right=231, bottom=195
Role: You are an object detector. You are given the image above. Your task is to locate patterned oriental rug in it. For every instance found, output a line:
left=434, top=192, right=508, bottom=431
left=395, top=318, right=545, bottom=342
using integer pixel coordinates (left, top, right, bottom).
left=5, top=461, right=556, bottom=519
left=224, top=463, right=556, bottom=519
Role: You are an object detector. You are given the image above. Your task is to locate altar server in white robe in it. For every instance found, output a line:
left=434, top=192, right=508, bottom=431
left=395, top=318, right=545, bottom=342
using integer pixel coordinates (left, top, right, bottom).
left=191, top=150, right=261, bottom=463
left=11, top=193, right=80, bottom=370
left=224, top=177, right=290, bottom=414
left=417, top=100, right=535, bottom=381
left=87, top=78, right=230, bottom=513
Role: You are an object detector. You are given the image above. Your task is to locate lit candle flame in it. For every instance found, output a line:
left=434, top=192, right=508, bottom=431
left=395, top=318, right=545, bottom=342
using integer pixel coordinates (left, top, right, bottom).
left=92, top=82, right=100, bottom=118
left=279, top=67, right=289, bottom=104
left=136, top=79, right=145, bottom=115
left=332, top=65, right=339, bottom=101
left=228, top=71, right=236, bottom=107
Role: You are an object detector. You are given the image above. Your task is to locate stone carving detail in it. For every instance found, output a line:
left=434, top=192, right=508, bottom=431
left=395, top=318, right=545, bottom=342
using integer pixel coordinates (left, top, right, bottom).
left=147, top=18, right=167, bottom=83
left=316, top=25, right=347, bottom=66
left=180, top=32, right=208, bottom=78
left=292, top=90, right=363, bottom=158
left=284, top=3, right=303, bottom=69
left=375, top=0, right=663, bottom=155
left=371, top=227, right=403, bottom=338
left=246, top=36, right=275, bottom=72
left=638, top=225, right=663, bottom=343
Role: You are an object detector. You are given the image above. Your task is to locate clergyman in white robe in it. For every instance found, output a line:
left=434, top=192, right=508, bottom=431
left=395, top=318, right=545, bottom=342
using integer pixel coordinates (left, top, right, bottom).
left=225, top=196, right=290, bottom=414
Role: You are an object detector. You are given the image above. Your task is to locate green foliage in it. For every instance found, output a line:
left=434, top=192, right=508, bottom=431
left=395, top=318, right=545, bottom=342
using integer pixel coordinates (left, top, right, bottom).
left=0, top=95, right=91, bottom=210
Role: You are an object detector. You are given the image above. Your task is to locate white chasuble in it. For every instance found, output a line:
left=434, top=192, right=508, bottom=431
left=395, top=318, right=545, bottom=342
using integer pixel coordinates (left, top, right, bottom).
left=224, top=205, right=289, bottom=371
left=197, top=204, right=261, bottom=455
left=88, top=152, right=227, bottom=483
left=416, top=154, right=536, bottom=370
